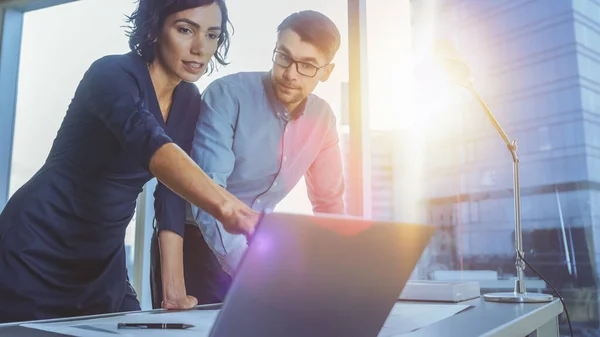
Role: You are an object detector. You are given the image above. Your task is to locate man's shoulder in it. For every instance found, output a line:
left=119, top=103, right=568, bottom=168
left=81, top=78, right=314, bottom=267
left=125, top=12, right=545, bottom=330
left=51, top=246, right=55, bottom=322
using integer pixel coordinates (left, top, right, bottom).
left=307, top=93, right=332, bottom=109
left=205, top=71, right=266, bottom=94
left=307, top=94, right=335, bottom=120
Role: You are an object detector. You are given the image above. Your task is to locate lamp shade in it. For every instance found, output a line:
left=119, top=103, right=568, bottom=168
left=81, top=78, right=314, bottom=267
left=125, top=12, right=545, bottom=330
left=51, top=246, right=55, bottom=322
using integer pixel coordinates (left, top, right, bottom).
left=433, top=39, right=472, bottom=85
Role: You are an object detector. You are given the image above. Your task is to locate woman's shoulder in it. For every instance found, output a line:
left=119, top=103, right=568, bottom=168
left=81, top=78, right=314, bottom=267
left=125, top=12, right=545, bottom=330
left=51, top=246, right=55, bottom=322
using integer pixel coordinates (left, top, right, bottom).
left=82, top=52, right=148, bottom=86
left=176, top=81, right=202, bottom=104
left=75, top=52, right=149, bottom=97
left=90, top=52, right=142, bottom=71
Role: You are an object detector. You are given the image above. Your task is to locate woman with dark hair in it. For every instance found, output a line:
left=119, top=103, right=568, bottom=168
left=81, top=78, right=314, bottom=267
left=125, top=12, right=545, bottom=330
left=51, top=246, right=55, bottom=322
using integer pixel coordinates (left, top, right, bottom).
left=0, top=0, right=254, bottom=323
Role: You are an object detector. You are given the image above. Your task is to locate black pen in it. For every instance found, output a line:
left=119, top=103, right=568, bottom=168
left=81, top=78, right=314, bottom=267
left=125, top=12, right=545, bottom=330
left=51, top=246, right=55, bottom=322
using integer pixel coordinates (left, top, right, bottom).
left=117, top=323, right=194, bottom=329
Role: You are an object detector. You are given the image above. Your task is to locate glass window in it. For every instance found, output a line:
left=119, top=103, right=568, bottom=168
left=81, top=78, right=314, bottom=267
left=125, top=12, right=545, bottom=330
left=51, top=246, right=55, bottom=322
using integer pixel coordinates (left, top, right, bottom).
left=410, top=0, right=597, bottom=334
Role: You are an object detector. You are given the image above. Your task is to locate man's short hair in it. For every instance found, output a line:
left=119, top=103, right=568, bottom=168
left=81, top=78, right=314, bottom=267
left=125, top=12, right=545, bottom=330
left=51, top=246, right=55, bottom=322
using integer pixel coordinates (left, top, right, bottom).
left=277, top=10, right=341, bottom=63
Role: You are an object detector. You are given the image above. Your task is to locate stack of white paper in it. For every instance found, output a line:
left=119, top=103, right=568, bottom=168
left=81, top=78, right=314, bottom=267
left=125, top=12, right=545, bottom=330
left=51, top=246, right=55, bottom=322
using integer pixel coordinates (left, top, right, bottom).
left=399, top=280, right=481, bottom=302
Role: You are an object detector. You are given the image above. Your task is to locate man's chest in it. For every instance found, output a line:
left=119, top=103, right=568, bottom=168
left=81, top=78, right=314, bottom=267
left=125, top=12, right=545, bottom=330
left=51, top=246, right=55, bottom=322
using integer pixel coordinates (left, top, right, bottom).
left=229, top=112, right=330, bottom=186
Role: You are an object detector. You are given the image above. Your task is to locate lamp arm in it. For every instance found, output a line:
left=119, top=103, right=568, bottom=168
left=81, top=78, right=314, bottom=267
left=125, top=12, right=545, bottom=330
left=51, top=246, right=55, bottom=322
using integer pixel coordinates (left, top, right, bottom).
left=460, top=81, right=517, bottom=161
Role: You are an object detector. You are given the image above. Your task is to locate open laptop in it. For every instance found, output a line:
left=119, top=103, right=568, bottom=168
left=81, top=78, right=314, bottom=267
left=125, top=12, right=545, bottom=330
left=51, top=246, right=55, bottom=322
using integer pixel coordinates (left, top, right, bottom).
left=207, top=212, right=436, bottom=337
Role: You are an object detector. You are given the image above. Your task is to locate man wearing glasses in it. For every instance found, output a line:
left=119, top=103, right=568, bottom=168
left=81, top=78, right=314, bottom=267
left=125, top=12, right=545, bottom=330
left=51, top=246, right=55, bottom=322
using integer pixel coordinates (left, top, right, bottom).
left=149, top=10, right=345, bottom=307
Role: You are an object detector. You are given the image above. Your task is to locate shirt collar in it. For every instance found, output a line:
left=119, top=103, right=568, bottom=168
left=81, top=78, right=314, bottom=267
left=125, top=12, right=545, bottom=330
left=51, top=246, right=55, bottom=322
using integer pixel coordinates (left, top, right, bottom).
left=262, top=71, right=307, bottom=122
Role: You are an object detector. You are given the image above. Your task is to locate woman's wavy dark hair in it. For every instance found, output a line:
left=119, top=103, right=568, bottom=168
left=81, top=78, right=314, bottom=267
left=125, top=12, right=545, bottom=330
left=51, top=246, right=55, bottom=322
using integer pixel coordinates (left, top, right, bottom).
left=124, top=0, right=233, bottom=75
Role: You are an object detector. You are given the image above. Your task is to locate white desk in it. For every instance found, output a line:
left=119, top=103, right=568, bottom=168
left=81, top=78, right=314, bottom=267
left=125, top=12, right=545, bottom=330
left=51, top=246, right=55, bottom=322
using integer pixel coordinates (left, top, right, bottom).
left=0, top=297, right=562, bottom=337
left=403, top=297, right=562, bottom=337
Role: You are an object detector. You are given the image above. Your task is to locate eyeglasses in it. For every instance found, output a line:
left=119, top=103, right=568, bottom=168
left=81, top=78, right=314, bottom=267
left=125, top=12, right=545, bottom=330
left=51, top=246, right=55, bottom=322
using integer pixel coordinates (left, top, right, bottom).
left=272, top=50, right=327, bottom=78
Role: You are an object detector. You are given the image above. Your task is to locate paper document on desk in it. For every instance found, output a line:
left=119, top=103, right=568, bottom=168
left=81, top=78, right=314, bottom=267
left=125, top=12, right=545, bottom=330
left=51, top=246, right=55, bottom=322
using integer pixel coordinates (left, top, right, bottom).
left=378, top=303, right=472, bottom=336
left=21, top=309, right=219, bottom=337
left=21, top=322, right=136, bottom=337
left=21, top=303, right=469, bottom=337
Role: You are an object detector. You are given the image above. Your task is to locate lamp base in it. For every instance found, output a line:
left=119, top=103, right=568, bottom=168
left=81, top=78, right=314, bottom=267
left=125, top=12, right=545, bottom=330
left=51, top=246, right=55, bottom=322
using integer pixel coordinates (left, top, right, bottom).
left=483, top=292, right=554, bottom=303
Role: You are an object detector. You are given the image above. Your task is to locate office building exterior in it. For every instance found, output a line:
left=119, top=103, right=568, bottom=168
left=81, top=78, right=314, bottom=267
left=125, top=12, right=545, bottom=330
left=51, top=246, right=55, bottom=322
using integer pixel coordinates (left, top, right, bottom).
left=410, top=0, right=600, bottom=332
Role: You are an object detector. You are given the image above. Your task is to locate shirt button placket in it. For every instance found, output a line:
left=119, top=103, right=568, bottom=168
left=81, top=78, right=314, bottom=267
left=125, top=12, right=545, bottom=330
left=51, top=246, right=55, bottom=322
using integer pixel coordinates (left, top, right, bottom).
left=282, top=124, right=289, bottom=163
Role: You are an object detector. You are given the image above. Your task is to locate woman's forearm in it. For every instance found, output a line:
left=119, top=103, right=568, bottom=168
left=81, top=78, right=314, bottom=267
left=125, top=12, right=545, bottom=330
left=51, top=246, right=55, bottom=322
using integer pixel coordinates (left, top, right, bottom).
left=149, top=143, right=231, bottom=220
left=158, top=230, right=186, bottom=301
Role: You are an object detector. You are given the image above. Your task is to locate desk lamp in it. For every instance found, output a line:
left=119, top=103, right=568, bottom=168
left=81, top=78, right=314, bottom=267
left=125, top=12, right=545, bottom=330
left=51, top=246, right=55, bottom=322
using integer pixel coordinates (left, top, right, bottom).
left=432, top=39, right=553, bottom=303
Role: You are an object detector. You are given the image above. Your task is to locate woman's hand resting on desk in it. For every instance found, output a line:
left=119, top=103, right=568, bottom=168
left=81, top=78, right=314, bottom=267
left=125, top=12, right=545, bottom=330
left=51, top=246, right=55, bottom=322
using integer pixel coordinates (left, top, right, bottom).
left=162, top=294, right=198, bottom=310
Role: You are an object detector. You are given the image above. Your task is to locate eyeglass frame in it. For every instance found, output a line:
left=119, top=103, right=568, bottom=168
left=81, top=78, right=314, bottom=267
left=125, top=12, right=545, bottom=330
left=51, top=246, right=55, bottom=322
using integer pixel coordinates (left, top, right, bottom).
left=271, top=49, right=329, bottom=78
